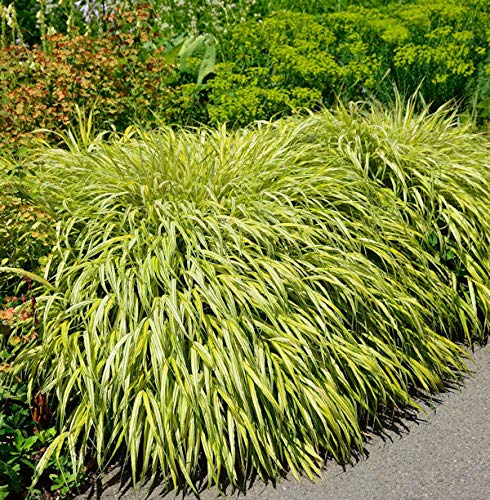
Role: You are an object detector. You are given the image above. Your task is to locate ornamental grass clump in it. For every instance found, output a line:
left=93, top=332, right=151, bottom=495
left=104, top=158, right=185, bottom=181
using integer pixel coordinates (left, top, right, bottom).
left=4, top=102, right=489, bottom=492
left=308, top=97, right=490, bottom=341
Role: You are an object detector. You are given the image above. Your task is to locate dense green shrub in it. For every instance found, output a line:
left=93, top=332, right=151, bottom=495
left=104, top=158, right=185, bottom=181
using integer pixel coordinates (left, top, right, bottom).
left=207, top=12, right=352, bottom=126
left=206, top=0, right=490, bottom=125
left=2, top=101, right=488, bottom=493
left=387, top=0, right=489, bottom=106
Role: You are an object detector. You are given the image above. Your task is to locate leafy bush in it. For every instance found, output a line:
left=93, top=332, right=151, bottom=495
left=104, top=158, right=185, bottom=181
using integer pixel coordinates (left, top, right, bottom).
left=0, top=6, right=179, bottom=149
left=206, top=0, right=490, bottom=125
left=387, top=0, right=489, bottom=106
left=207, top=12, right=348, bottom=126
left=3, top=101, right=489, bottom=493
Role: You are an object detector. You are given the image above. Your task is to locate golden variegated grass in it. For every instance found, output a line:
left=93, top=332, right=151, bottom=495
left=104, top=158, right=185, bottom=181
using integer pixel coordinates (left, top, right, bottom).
left=5, top=101, right=490, bottom=493
left=309, top=96, right=490, bottom=340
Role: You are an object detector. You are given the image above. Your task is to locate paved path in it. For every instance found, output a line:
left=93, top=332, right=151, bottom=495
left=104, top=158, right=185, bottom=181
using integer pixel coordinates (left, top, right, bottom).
left=80, top=343, right=490, bottom=500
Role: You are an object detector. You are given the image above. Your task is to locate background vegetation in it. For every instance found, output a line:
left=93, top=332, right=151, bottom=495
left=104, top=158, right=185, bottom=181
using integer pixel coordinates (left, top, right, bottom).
left=0, top=0, right=489, bottom=148
left=206, top=1, right=490, bottom=125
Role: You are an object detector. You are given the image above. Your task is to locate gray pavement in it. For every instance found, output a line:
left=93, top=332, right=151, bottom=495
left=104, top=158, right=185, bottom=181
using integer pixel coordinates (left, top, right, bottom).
left=79, top=343, right=490, bottom=500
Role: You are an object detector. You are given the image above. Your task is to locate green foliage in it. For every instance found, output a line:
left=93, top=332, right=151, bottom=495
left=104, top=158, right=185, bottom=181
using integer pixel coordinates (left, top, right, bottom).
left=207, top=63, right=321, bottom=125
left=0, top=0, right=266, bottom=46
left=3, top=101, right=488, bottom=493
left=205, top=1, right=490, bottom=125
left=207, top=12, right=342, bottom=126
left=2, top=0, right=488, bottom=140
left=473, top=54, right=490, bottom=126
left=388, top=1, right=487, bottom=105
left=148, top=0, right=265, bottom=38
left=310, top=96, right=490, bottom=338
left=163, top=32, right=217, bottom=85
left=178, top=34, right=216, bottom=85
left=0, top=0, right=134, bottom=45
left=0, top=0, right=489, bottom=492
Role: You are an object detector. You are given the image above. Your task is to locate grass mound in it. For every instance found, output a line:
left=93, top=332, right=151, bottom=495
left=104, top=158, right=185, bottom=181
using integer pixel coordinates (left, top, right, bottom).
left=310, top=100, right=490, bottom=340
left=5, top=101, right=490, bottom=492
